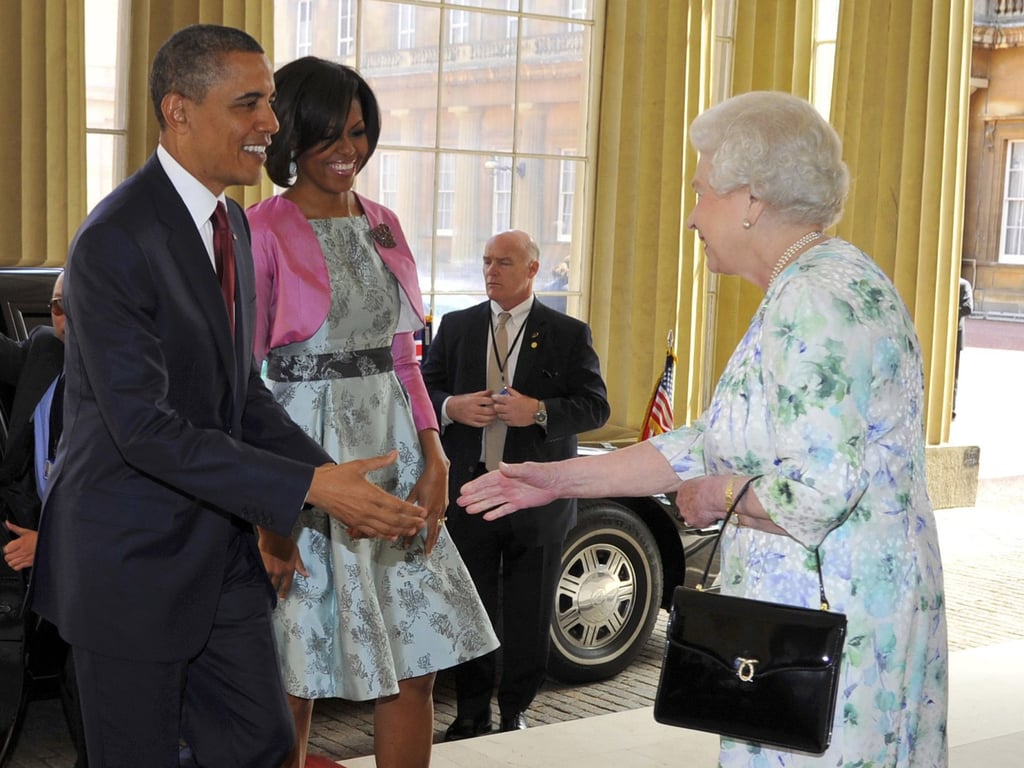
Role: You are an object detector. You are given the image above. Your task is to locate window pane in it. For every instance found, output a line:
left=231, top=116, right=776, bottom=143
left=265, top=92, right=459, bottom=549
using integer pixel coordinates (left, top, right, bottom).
left=450, top=0, right=513, bottom=9
left=86, top=133, right=125, bottom=212
left=439, top=9, right=516, bottom=153
left=522, top=0, right=592, bottom=19
left=86, top=0, right=127, bottom=211
left=363, top=2, right=441, bottom=149
left=515, top=15, right=590, bottom=155
left=337, top=0, right=356, bottom=58
left=85, top=0, right=126, bottom=129
left=1002, top=141, right=1024, bottom=262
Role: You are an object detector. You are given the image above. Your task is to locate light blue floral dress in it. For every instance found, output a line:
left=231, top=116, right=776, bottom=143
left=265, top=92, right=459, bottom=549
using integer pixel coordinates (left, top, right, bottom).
left=265, top=216, right=498, bottom=701
left=652, top=239, right=948, bottom=767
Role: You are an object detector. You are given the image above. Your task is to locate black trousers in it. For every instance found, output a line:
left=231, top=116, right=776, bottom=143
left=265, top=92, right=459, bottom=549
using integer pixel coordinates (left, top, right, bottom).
left=72, top=536, right=293, bottom=768
left=450, top=499, right=563, bottom=719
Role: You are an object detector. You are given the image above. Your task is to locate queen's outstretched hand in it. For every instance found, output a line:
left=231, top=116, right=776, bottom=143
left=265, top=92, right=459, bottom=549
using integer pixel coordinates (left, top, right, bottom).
left=457, top=461, right=561, bottom=520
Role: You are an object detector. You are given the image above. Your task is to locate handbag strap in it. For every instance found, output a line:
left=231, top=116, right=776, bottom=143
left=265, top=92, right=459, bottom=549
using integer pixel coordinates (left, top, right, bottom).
left=695, top=475, right=834, bottom=611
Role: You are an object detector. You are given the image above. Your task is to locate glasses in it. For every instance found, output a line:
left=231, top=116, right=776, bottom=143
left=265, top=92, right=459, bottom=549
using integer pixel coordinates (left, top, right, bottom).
left=48, top=298, right=64, bottom=315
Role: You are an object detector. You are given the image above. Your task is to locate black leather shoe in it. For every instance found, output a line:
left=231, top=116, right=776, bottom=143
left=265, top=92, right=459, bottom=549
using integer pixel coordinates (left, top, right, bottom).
left=444, top=715, right=493, bottom=742
left=499, top=712, right=528, bottom=732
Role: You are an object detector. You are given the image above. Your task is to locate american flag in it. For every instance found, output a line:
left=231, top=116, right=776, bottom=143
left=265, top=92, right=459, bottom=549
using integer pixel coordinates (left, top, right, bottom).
left=640, top=349, right=674, bottom=440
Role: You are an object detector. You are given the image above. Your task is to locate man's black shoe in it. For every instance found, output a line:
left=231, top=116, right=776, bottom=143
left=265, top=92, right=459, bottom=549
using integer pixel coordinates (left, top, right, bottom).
left=499, top=712, right=528, bottom=732
left=444, top=715, right=493, bottom=742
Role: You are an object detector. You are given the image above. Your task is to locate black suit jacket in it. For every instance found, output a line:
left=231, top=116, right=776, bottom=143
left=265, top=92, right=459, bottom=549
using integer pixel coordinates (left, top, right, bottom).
left=421, top=299, right=609, bottom=545
left=0, top=324, right=63, bottom=528
left=32, top=154, right=332, bottom=662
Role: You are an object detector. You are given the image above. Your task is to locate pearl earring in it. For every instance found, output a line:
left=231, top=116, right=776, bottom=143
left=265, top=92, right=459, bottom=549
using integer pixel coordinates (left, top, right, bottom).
left=742, top=219, right=751, bottom=229
left=288, top=160, right=298, bottom=178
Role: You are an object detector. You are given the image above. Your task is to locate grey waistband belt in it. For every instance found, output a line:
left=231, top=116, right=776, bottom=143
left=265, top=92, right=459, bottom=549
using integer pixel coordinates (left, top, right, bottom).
left=266, top=346, right=394, bottom=381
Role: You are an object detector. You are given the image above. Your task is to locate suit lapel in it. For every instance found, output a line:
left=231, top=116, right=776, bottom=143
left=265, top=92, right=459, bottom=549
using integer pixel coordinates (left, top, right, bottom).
left=468, top=303, right=492, bottom=390
left=511, top=302, right=546, bottom=391
left=146, top=159, right=238, bottom=404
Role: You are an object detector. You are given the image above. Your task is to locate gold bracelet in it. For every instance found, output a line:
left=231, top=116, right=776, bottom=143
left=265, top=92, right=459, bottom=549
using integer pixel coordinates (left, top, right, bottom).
left=724, top=477, right=735, bottom=512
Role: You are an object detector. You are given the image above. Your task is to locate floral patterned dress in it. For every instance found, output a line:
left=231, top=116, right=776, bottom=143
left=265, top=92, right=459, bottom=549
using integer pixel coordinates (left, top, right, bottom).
left=265, top=216, right=498, bottom=701
left=652, top=239, right=948, bottom=767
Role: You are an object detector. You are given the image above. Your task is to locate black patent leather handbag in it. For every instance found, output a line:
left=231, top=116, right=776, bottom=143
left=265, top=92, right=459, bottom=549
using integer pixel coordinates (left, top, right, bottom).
left=653, top=478, right=847, bottom=755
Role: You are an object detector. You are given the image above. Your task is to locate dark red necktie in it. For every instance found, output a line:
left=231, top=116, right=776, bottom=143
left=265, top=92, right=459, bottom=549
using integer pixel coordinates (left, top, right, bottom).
left=210, top=201, right=236, bottom=334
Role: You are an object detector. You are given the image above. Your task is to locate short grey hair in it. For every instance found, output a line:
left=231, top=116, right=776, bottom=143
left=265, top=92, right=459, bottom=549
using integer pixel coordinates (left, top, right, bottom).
left=689, top=91, right=849, bottom=229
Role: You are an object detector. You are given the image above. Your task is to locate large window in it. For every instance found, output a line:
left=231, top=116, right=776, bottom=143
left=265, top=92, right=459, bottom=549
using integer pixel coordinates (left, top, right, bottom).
left=337, top=0, right=356, bottom=58
left=296, top=0, right=313, bottom=57
left=1002, top=140, right=1024, bottom=264
left=85, top=0, right=128, bottom=213
left=273, top=0, right=598, bottom=322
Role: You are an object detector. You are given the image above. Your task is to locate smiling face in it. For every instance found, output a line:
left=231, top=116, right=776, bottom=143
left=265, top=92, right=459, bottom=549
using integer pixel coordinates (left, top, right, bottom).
left=686, top=155, right=752, bottom=275
left=292, top=98, right=369, bottom=202
left=161, top=51, right=279, bottom=195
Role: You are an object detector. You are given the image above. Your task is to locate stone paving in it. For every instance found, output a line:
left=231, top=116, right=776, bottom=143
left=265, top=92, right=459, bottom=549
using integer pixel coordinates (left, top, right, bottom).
left=7, top=318, right=1024, bottom=767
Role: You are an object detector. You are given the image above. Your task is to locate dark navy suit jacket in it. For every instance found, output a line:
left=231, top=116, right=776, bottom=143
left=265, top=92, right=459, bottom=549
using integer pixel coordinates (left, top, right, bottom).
left=422, top=299, right=609, bottom=545
left=32, top=154, right=331, bottom=662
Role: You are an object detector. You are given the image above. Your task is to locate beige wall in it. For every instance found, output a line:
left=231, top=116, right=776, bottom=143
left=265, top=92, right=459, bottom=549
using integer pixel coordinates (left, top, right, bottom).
left=964, top=44, right=1024, bottom=316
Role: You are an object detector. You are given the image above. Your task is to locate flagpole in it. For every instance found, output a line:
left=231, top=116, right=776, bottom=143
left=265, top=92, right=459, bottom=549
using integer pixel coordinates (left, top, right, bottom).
left=639, top=330, right=677, bottom=442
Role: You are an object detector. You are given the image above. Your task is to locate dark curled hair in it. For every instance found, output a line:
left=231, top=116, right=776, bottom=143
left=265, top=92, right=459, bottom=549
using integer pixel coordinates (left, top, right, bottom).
left=265, top=56, right=382, bottom=188
left=149, top=24, right=264, bottom=129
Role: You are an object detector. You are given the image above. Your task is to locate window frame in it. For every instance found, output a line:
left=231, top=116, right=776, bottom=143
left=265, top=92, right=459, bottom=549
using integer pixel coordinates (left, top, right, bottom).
left=1000, top=139, right=1024, bottom=264
left=337, top=0, right=356, bottom=58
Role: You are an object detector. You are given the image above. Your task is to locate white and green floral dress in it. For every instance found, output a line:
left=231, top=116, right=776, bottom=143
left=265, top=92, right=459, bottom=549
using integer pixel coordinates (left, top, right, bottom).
left=652, top=239, right=947, bottom=767
left=265, top=216, right=498, bottom=701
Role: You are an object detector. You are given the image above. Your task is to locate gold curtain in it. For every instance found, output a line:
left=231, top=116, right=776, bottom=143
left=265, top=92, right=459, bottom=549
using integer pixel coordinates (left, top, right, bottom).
left=710, top=0, right=816, bottom=384
left=832, top=1, right=972, bottom=444
left=0, top=0, right=86, bottom=267
left=125, top=0, right=275, bottom=208
left=586, top=0, right=713, bottom=441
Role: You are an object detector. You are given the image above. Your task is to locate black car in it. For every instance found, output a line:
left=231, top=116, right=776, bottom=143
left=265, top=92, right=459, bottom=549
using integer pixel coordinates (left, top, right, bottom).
left=0, top=267, right=64, bottom=766
left=547, top=445, right=719, bottom=683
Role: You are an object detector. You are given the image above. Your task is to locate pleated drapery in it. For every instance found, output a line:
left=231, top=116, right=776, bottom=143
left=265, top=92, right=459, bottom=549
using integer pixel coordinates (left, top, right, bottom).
left=0, top=0, right=86, bottom=267
left=832, top=0, right=972, bottom=444
left=587, top=0, right=713, bottom=439
left=710, top=0, right=816, bottom=390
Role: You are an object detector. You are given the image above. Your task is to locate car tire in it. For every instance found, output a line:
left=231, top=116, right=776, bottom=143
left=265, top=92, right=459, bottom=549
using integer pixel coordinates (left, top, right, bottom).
left=547, top=499, right=663, bottom=684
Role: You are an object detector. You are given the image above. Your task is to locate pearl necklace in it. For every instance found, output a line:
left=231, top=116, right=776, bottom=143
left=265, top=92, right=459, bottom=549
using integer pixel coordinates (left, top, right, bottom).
left=769, top=231, right=823, bottom=286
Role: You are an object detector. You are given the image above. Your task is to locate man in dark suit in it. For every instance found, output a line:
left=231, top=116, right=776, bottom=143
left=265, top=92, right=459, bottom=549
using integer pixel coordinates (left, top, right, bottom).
left=422, top=230, right=609, bottom=739
left=1, top=273, right=64, bottom=542
left=30, top=25, right=426, bottom=768
left=1, top=272, right=88, bottom=767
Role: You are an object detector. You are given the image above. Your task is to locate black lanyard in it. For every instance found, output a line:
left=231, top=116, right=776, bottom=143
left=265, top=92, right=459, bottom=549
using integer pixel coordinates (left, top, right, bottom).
left=490, top=309, right=529, bottom=386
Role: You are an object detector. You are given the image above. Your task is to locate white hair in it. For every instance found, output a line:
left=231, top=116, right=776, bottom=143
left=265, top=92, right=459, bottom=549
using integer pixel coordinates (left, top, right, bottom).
left=689, top=91, right=849, bottom=228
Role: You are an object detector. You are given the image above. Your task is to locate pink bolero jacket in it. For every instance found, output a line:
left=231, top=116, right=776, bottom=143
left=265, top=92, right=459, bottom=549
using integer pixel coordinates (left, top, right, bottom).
left=247, top=193, right=438, bottom=432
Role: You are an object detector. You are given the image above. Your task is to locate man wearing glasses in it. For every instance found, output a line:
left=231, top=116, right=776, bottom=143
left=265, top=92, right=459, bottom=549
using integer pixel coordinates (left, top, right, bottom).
left=1, top=271, right=88, bottom=767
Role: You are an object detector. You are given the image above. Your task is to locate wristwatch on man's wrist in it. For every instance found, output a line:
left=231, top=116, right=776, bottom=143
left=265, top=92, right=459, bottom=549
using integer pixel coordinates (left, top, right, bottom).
left=533, top=400, right=548, bottom=426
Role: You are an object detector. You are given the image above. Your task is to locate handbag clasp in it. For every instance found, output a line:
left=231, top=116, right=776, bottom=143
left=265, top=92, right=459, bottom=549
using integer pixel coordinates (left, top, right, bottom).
left=735, top=657, right=759, bottom=682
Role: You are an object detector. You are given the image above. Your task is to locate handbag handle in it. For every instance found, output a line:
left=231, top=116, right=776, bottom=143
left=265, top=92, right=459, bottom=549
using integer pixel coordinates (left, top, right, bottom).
left=695, top=475, right=834, bottom=611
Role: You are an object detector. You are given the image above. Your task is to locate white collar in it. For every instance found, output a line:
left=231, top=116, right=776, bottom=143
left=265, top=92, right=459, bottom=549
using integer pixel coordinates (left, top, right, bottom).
left=489, top=295, right=534, bottom=324
left=156, top=143, right=226, bottom=231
